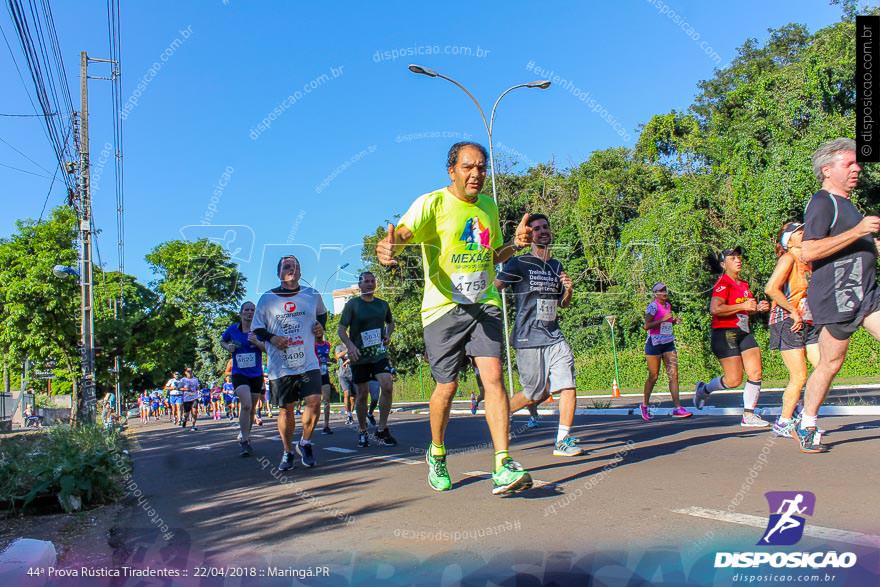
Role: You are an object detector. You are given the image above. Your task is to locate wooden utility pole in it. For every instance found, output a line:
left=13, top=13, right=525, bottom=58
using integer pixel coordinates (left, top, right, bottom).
left=78, top=51, right=97, bottom=424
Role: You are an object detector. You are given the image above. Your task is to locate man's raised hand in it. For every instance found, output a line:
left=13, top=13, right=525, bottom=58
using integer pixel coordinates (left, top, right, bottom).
left=377, top=223, right=398, bottom=266
left=514, top=213, right=532, bottom=248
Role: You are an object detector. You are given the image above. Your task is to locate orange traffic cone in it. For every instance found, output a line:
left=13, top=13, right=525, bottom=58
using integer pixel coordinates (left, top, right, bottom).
left=611, top=379, right=621, bottom=398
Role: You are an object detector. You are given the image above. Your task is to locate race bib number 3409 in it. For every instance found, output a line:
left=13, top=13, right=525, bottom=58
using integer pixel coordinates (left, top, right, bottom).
left=285, top=348, right=306, bottom=370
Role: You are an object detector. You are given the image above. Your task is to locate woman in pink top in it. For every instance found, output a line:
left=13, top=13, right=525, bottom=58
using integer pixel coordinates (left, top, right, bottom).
left=642, top=282, right=692, bottom=421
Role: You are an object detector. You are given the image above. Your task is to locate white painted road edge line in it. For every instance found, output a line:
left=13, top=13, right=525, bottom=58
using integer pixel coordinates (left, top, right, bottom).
left=672, top=506, right=880, bottom=549
left=436, top=406, right=880, bottom=417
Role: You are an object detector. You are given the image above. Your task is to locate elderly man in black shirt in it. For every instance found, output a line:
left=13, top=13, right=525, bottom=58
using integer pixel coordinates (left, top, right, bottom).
left=797, top=138, right=880, bottom=453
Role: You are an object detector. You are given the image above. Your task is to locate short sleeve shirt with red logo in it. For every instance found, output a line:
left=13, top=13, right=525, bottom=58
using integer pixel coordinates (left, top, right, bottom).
left=711, top=273, right=754, bottom=331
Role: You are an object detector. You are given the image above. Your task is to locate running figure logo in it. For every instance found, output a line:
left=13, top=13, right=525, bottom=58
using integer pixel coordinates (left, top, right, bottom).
left=459, top=216, right=491, bottom=250
left=759, top=491, right=816, bottom=546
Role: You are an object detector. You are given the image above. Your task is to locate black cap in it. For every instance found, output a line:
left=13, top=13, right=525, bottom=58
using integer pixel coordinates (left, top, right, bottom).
left=719, top=246, right=744, bottom=262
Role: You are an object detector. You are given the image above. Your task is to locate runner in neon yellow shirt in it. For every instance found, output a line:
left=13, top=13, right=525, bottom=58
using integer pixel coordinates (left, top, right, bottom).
left=398, top=186, right=503, bottom=326
left=377, top=141, right=534, bottom=496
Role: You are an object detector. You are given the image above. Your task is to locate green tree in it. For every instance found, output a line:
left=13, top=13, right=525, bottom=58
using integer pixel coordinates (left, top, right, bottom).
left=0, top=207, right=80, bottom=398
left=145, top=239, right=246, bottom=384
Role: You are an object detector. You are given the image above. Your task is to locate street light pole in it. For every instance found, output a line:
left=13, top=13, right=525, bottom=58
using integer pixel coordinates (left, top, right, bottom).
left=407, top=64, right=550, bottom=395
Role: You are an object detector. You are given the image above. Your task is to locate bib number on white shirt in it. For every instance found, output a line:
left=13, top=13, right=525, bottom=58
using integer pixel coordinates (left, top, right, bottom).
left=236, top=352, right=256, bottom=369
left=284, top=348, right=306, bottom=370
left=659, top=322, right=673, bottom=336
left=361, top=328, right=383, bottom=348
left=536, top=298, right=558, bottom=322
left=451, top=271, right=488, bottom=304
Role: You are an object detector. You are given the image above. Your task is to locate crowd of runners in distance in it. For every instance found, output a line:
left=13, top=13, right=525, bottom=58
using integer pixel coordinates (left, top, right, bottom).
left=138, top=137, right=877, bottom=495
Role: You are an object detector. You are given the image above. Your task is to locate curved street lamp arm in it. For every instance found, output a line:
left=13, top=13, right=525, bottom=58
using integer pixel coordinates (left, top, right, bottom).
left=434, top=73, right=490, bottom=137
left=489, top=83, right=533, bottom=137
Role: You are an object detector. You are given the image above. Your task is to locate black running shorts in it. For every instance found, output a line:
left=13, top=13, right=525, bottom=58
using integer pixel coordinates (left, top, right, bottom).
left=269, top=370, right=322, bottom=407
left=710, top=328, right=758, bottom=359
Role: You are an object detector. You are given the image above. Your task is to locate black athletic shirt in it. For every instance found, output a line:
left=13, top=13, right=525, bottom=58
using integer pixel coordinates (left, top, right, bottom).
left=496, top=253, right=566, bottom=349
left=803, top=189, right=877, bottom=324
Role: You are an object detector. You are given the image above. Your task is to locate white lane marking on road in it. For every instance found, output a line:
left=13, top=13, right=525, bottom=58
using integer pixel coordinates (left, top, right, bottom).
left=463, top=471, right=557, bottom=488
left=325, top=447, right=357, bottom=453
left=326, top=452, right=421, bottom=465
left=374, top=454, right=421, bottom=465
left=193, top=446, right=212, bottom=450
left=672, top=506, right=880, bottom=549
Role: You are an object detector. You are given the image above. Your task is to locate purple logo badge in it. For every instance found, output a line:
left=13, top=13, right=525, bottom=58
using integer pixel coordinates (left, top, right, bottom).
left=759, top=491, right=816, bottom=546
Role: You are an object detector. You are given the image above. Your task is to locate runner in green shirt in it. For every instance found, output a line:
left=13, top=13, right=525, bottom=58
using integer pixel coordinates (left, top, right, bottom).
left=377, top=141, right=534, bottom=496
left=338, top=271, right=397, bottom=447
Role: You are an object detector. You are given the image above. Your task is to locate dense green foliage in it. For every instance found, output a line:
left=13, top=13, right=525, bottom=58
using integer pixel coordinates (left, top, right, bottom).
left=0, top=213, right=245, bottom=406
left=356, top=15, right=880, bottom=396
left=0, top=425, right=128, bottom=512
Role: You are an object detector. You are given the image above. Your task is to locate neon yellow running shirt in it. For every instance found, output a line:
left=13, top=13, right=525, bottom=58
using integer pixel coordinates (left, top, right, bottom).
left=398, top=187, right=503, bottom=326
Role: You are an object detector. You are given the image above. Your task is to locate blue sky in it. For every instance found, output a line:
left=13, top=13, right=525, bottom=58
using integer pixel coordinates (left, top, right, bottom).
left=0, top=1, right=845, bottom=305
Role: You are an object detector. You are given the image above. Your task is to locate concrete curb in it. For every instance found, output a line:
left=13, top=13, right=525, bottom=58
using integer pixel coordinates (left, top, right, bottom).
left=391, top=383, right=880, bottom=409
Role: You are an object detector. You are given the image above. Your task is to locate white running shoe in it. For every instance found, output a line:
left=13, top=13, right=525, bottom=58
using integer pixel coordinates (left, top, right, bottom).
left=741, top=411, right=770, bottom=427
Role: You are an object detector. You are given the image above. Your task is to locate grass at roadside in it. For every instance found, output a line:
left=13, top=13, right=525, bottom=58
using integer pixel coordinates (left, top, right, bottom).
left=0, top=425, right=129, bottom=514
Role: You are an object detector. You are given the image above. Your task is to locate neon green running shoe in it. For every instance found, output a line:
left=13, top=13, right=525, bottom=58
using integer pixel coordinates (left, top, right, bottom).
left=426, top=447, right=452, bottom=491
left=491, top=457, right=533, bottom=495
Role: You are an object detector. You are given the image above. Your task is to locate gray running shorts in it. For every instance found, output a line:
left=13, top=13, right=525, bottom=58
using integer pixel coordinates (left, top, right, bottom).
left=423, top=304, right=504, bottom=384
left=516, top=340, right=576, bottom=400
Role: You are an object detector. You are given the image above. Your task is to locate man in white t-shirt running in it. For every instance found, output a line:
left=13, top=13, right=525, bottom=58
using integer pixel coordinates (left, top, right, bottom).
left=252, top=256, right=328, bottom=471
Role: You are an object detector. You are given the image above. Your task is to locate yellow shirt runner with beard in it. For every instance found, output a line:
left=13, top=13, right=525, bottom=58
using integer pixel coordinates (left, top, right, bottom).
left=398, top=187, right=504, bottom=327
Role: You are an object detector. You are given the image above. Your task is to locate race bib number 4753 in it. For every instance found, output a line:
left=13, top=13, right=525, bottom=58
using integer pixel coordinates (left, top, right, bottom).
left=451, top=271, right=488, bottom=304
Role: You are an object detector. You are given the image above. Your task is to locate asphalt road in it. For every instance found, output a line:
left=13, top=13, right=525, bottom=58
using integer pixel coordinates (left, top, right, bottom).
left=74, top=384, right=874, bottom=584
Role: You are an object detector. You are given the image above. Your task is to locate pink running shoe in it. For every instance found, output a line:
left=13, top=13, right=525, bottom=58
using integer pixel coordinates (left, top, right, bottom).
left=639, top=404, right=653, bottom=422
left=671, top=406, right=693, bottom=418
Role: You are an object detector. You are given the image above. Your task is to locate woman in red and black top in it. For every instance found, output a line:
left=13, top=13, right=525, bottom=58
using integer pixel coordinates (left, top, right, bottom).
left=694, top=246, right=771, bottom=427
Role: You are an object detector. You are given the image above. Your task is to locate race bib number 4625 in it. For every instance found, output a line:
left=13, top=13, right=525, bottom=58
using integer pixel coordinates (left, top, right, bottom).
left=236, top=352, right=256, bottom=369
left=451, top=271, right=489, bottom=304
